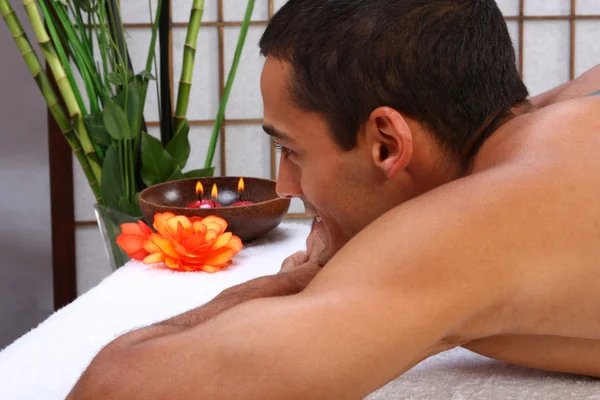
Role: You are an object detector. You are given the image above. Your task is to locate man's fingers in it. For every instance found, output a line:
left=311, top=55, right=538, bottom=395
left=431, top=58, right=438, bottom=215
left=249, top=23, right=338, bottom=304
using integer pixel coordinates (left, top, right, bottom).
left=307, top=221, right=328, bottom=260
left=281, top=251, right=309, bottom=272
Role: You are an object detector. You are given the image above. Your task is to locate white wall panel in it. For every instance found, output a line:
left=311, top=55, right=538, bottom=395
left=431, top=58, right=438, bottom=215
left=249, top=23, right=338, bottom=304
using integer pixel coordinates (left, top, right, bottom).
left=523, top=21, right=570, bottom=96
left=578, top=0, right=600, bottom=15
left=223, top=26, right=266, bottom=119
left=524, top=0, right=571, bottom=16
left=225, top=124, right=271, bottom=179
left=575, top=21, right=600, bottom=78
left=223, top=0, right=269, bottom=21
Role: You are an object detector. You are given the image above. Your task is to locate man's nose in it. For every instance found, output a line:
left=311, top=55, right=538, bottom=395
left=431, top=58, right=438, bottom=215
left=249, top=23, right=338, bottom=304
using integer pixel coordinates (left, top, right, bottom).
left=276, top=156, right=302, bottom=199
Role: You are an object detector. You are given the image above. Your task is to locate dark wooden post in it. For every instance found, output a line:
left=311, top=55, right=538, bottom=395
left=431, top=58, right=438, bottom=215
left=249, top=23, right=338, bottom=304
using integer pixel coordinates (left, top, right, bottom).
left=47, top=65, right=77, bottom=310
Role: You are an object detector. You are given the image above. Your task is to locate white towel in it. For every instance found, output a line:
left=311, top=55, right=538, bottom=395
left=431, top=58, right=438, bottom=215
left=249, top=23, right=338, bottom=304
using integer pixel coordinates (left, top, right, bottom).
left=367, top=348, right=599, bottom=399
left=0, top=222, right=598, bottom=399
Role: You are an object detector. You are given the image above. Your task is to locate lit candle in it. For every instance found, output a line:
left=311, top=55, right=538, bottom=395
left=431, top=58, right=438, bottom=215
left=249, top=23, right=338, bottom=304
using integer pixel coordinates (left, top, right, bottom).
left=231, top=177, right=254, bottom=207
left=187, top=181, right=222, bottom=209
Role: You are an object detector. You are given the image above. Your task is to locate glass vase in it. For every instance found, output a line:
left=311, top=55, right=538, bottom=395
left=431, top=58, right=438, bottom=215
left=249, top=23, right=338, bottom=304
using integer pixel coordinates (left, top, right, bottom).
left=94, top=203, right=142, bottom=270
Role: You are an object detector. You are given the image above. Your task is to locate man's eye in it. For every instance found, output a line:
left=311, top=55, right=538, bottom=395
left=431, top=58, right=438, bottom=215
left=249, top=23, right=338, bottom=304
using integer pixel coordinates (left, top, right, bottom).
left=273, top=141, right=293, bottom=157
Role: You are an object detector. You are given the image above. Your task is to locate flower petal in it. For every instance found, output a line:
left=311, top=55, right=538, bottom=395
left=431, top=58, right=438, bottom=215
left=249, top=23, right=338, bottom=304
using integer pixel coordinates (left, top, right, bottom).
left=143, top=252, right=165, bottom=264
left=212, top=232, right=232, bottom=250
left=153, top=212, right=175, bottom=235
left=150, top=234, right=180, bottom=259
left=167, top=215, right=192, bottom=235
left=129, top=249, right=149, bottom=261
left=116, top=234, right=147, bottom=255
left=143, top=240, right=161, bottom=253
left=120, top=222, right=145, bottom=236
left=202, top=265, right=219, bottom=273
left=201, top=216, right=228, bottom=231
left=203, top=222, right=224, bottom=234
left=164, top=257, right=180, bottom=269
left=192, top=221, right=207, bottom=235
left=226, top=236, right=243, bottom=253
left=138, top=221, right=153, bottom=236
left=183, top=234, right=212, bottom=253
left=205, top=230, right=218, bottom=242
left=203, top=248, right=235, bottom=266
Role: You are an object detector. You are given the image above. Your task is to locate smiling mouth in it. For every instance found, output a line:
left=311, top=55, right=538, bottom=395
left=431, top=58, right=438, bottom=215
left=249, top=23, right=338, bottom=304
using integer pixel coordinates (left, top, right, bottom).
left=307, top=211, right=322, bottom=224
left=303, top=202, right=320, bottom=220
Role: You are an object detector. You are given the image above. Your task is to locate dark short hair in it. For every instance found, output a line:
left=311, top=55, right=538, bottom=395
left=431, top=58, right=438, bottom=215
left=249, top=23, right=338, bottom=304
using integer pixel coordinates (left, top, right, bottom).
left=260, top=0, right=529, bottom=161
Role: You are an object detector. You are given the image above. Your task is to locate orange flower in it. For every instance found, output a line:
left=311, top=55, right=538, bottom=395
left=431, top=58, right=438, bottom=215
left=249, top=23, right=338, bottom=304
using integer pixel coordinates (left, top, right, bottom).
left=117, top=212, right=243, bottom=273
left=115, top=220, right=153, bottom=261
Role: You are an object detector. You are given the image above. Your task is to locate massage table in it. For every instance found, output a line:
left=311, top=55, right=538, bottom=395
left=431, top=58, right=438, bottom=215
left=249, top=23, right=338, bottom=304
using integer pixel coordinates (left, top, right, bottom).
left=0, top=222, right=598, bottom=399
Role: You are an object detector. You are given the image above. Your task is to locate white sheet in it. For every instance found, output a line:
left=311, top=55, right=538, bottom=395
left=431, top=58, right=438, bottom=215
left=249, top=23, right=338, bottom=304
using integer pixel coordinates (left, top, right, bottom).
left=0, top=222, right=598, bottom=399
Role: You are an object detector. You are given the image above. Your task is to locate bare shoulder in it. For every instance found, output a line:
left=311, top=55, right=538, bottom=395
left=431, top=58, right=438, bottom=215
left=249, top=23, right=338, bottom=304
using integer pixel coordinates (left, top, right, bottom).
left=526, top=95, right=600, bottom=141
left=475, top=94, right=600, bottom=173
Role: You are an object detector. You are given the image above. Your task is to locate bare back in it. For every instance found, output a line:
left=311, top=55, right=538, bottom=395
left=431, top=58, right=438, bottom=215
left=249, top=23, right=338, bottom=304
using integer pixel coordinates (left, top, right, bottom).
left=458, top=96, right=600, bottom=374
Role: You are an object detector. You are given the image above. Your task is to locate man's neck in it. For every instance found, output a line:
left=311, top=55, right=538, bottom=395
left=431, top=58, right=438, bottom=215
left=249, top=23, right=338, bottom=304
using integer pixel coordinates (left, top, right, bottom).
left=461, top=100, right=535, bottom=175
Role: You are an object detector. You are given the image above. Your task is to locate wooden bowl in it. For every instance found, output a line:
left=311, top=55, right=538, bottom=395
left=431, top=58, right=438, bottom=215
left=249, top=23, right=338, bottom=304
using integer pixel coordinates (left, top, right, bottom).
left=138, top=177, right=290, bottom=242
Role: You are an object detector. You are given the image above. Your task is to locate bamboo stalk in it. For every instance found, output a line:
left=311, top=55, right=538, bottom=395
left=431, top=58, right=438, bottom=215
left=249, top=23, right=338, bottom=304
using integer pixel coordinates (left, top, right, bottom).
left=37, top=0, right=88, bottom=115
left=49, top=0, right=103, bottom=111
left=22, top=0, right=103, bottom=184
left=173, top=0, right=205, bottom=135
left=205, top=0, right=255, bottom=169
left=137, top=0, right=164, bottom=139
left=0, top=0, right=103, bottom=204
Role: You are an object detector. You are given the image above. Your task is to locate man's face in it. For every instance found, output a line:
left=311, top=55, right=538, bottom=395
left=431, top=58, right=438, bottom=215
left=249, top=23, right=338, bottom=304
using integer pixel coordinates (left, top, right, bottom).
left=261, top=57, right=395, bottom=258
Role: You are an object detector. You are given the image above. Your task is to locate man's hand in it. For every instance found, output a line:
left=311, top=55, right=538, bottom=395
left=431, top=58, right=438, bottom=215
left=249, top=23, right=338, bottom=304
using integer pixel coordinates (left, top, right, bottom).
left=281, top=219, right=329, bottom=272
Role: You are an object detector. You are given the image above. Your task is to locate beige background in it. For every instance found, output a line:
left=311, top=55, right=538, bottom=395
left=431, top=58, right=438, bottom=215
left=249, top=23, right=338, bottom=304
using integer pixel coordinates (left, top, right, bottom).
left=0, top=1, right=52, bottom=348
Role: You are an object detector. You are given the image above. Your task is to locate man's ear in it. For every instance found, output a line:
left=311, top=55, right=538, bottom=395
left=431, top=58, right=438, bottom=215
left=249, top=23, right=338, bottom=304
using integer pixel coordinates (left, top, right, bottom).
left=365, top=107, right=413, bottom=179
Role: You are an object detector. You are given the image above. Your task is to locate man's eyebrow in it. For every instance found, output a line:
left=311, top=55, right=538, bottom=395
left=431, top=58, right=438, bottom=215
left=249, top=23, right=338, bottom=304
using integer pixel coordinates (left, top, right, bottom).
left=262, top=124, right=295, bottom=143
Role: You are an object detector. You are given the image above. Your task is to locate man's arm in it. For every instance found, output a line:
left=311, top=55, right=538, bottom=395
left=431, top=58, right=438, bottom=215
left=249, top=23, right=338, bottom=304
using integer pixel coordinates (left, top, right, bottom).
left=68, top=172, right=512, bottom=399
left=465, top=335, right=600, bottom=377
left=109, top=264, right=322, bottom=349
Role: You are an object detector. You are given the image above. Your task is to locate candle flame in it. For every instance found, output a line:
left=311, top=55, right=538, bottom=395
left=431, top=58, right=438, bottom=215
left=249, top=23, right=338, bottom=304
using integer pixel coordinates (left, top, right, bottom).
left=211, top=183, right=218, bottom=199
left=195, top=182, right=204, bottom=197
left=238, top=177, right=245, bottom=193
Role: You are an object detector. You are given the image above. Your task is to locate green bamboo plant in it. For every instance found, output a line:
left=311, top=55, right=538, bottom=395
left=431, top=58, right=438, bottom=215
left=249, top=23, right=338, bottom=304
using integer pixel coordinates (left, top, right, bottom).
left=173, top=0, right=204, bottom=136
left=0, top=0, right=102, bottom=202
left=0, top=0, right=256, bottom=217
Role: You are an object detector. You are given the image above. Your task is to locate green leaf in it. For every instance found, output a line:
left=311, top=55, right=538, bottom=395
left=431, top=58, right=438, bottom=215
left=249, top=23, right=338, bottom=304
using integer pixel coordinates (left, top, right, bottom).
left=141, top=132, right=165, bottom=187
left=74, top=0, right=98, bottom=12
left=165, top=166, right=185, bottom=182
left=84, top=112, right=111, bottom=147
left=107, top=71, right=122, bottom=86
left=139, top=71, right=156, bottom=81
left=103, top=97, right=131, bottom=140
left=165, top=120, right=190, bottom=169
left=55, top=0, right=69, bottom=7
left=184, top=167, right=215, bottom=178
left=117, top=196, right=141, bottom=217
left=141, top=132, right=182, bottom=187
left=101, top=146, right=125, bottom=210
left=114, top=78, right=143, bottom=139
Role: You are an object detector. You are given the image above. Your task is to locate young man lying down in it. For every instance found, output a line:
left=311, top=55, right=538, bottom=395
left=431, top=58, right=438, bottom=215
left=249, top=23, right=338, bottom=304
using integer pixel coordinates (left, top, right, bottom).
left=68, top=1, right=600, bottom=398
